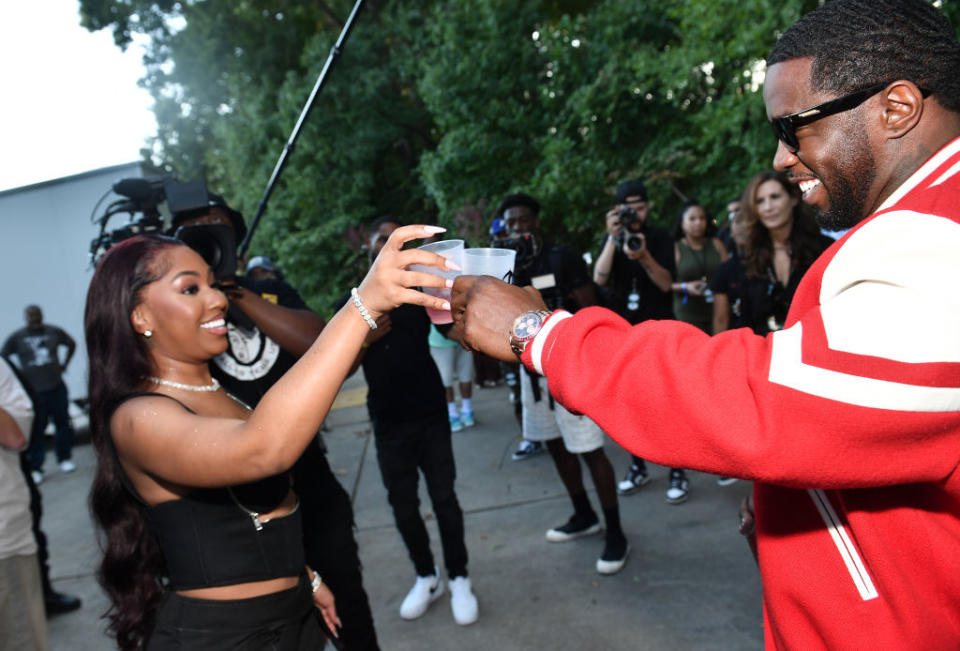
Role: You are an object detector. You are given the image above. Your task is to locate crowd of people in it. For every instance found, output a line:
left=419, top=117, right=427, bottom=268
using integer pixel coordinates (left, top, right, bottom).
left=4, top=0, right=960, bottom=649
left=452, top=0, right=960, bottom=648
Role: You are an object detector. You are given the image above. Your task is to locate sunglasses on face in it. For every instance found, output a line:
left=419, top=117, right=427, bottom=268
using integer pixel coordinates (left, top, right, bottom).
left=769, top=81, right=930, bottom=153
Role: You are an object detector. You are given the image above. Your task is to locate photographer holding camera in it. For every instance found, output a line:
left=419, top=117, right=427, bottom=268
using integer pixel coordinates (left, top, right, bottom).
left=593, top=180, right=691, bottom=503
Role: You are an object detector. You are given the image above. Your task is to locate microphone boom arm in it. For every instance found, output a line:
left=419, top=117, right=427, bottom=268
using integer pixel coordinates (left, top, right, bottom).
left=237, top=0, right=366, bottom=258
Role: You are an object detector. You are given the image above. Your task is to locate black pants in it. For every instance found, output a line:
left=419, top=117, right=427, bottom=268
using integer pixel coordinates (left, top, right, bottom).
left=293, top=442, right=379, bottom=651
left=27, top=381, right=74, bottom=469
left=20, top=430, right=52, bottom=596
left=147, top=576, right=323, bottom=650
left=373, top=412, right=467, bottom=579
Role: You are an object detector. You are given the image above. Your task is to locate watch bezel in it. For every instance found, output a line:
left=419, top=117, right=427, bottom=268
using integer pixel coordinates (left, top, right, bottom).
left=509, top=310, right=552, bottom=357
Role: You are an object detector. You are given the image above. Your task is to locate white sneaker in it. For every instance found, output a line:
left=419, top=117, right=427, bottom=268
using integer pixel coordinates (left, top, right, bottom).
left=399, top=571, right=444, bottom=620
left=448, top=576, right=478, bottom=625
left=59, top=460, right=76, bottom=473
left=665, top=470, right=689, bottom=504
left=31, top=470, right=44, bottom=485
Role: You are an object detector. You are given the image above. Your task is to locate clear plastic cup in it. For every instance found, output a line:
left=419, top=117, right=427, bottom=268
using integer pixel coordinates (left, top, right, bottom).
left=462, top=247, right=516, bottom=282
left=410, top=239, right=464, bottom=324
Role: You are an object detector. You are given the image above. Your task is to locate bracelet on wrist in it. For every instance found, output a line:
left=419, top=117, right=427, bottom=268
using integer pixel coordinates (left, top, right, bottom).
left=311, top=572, right=322, bottom=593
left=351, top=287, right=378, bottom=330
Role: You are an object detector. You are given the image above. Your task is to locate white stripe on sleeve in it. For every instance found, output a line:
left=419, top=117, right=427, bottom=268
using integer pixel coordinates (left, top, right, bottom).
left=768, top=324, right=960, bottom=412
left=531, top=310, right=572, bottom=375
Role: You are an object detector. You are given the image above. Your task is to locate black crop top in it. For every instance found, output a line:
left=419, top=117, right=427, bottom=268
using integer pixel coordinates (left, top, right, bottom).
left=109, top=392, right=305, bottom=590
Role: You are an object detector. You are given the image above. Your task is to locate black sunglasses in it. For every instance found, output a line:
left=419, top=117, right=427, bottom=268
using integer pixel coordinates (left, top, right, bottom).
left=769, top=82, right=930, bottom=152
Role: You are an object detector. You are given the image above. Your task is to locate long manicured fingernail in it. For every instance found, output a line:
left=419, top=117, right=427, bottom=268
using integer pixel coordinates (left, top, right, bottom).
left=445, top=278, right=454, bottom=288
left=445, top=259, right=461, bottom=271
left=441, top=301, right=451, bottom=311
left=423, top=225, right=446, bottom=234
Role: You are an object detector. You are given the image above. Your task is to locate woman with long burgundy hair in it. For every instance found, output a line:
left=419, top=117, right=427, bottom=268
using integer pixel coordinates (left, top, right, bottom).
left=85, top=227, right=450, bottom=649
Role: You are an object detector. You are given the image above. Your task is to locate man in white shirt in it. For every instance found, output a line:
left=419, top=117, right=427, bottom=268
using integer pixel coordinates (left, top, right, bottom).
left=0, top=356, right=48, bottom=649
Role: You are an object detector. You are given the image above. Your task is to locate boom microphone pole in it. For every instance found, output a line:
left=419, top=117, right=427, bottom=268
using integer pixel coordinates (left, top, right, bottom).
left=237, top=0, right=366, bottom=258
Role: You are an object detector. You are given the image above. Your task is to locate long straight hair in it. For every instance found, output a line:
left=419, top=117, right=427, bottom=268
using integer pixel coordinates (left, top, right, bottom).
left=85, top=234, right=183, bottom=650
left=740, top=170, right=823, bottom=281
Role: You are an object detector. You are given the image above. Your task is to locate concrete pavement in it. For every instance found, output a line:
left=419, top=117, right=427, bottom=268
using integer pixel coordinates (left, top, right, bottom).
left=38, top=374, right=762, bottom=650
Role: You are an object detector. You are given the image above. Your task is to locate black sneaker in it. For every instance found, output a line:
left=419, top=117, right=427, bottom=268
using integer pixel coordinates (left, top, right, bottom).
left=545, top=514, right=603, bottom=542
left=717, top=476, right=739, bottom=486
left=511, top=439, right=544, bottom=461
left=665, top=469, right=690, bottom=504
left=596, top=538, right=631, bottom=575
left=44, top=591, right=81, bottom=616
left=617, top=464, right=650, bottom=495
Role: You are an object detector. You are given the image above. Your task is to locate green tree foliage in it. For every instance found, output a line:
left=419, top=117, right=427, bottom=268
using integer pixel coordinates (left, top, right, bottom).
left=90, top=0, right=960, bottom=314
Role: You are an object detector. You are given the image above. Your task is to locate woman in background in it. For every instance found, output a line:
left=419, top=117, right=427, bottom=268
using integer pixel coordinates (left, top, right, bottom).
left=670, top=200, right=729, bottom=334
left=738, top=170, right=834, bottom=336
left=665, top=200, right=727, bottom=503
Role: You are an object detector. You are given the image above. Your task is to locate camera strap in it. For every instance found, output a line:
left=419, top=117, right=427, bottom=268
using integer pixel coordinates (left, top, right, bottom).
left=524, top=366, right=555, bottom=410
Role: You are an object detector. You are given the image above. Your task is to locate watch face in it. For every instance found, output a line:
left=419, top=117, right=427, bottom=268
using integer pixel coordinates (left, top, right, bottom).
left=513, top=311, right=546, bottom=341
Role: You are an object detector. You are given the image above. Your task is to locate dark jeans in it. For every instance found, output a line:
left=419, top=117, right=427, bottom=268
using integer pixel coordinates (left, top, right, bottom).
left=373, top=412, right=468, bottom=579
left=27, top=382, right=74, bottom=469
left=293, top=443, right=379, bottom=651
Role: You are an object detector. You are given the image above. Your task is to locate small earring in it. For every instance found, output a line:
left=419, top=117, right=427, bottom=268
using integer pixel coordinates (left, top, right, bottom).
left=144, top=330, right=153, bottom=338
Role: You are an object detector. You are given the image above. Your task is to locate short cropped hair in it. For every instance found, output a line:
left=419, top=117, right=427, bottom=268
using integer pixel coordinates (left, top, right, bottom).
left=768, top=0, right=960, bottom=113
left=497, top=193, right=541, bottom=218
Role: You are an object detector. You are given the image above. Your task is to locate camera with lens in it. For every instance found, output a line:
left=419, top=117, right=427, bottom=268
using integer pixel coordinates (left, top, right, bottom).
left=615, top=207, right=646, bottom=251
left=492, top=233, right=537, bottom=275
left=91, top=177, right=242, bottom=280
left=617, top=206, right=642, bottom=231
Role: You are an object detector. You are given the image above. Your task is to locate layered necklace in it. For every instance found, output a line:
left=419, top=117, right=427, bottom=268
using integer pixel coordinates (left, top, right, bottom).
left=148, top=376, right=221, bottom=392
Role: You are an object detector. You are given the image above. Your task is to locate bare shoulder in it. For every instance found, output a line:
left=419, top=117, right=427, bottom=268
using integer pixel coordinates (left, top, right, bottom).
left=110, top=394, right=192, bottom=445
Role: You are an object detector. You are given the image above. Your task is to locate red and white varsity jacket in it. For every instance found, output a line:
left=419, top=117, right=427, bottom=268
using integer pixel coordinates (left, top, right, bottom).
left=522, top=138, right=960, bottom=648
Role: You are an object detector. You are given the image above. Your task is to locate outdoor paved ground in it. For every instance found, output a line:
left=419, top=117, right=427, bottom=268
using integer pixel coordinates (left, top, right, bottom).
left=39, top=374, right=762, bottom=650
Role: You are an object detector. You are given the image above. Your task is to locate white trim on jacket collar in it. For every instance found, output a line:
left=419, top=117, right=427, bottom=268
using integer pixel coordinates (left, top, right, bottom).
left=876, top=136, right=960, bottom=212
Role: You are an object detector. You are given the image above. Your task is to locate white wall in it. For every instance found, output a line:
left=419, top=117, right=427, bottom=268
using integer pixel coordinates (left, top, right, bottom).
left=0, top=162, right=143, bottom=401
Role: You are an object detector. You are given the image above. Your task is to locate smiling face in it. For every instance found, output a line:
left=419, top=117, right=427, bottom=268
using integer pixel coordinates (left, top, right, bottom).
left=764, top=58, right=879, bottom=231
left=131, top=245, right=229, bottom=364
left=754, top=179, right=798, bottom=234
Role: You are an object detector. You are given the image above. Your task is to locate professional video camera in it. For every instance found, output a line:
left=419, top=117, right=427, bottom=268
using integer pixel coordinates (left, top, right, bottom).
left=90, top=177, right=242, bottom=280
left=616, top=206, right=646, bottom=251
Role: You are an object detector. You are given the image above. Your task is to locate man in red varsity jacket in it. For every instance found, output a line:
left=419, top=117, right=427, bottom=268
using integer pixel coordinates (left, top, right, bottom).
left=451, top=1, right=960, bottom=648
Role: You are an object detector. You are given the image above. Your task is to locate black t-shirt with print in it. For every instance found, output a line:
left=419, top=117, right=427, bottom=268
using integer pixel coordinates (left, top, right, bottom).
left=211, top=276, right=307, bottom=408
left=1, top=325, right=72, bottom=392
